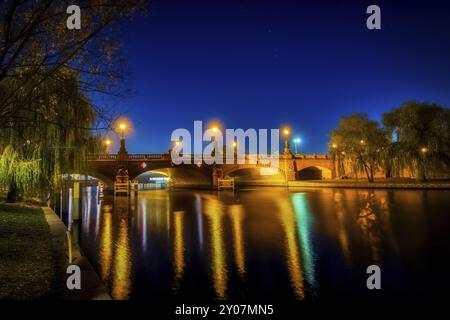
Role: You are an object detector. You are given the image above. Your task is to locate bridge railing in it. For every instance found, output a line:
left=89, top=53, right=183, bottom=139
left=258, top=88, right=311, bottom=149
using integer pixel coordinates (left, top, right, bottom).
left=293, top=154, right=331, bottom=159
left=127, top=153, right=169, bottom=160
left=89, top=154, right=118, bottom=160
left=88, top=153, right=332, bottom=161
left=88, top=153, right=170, bottom=161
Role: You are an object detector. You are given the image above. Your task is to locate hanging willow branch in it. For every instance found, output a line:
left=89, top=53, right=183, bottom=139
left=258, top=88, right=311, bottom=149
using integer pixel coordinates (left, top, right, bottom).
left=0, top=144, right=41, bottom=195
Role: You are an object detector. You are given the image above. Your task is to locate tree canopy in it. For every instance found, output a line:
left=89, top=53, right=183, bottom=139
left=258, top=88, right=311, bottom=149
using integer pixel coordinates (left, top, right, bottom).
left=382, top=101, right=450, bottom=181
left=0, top=0, right=146, bottom=129
left=0, top=1, right=145, bottom=201
left=329, top=113, right=388, bottom=182
left=330, top=102, right=450, bottom=182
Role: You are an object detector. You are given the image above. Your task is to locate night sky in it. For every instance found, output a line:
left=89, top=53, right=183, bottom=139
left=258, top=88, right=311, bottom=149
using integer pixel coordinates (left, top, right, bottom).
left=112, top=0, right=450, bottom=154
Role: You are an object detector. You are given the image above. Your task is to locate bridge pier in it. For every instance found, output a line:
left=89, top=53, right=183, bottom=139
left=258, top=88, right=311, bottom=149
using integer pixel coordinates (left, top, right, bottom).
left=211, top=165, right=222, bottom=190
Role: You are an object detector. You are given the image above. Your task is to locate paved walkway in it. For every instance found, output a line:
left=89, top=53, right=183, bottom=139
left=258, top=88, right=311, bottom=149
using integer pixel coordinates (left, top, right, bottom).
left=42, top=207, right=111, bottom=300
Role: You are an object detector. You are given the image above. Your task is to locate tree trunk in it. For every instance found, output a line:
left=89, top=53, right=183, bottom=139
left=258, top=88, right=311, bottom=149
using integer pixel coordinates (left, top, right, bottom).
left=370, top=165, right=375, bottom=183
left=417, top=160, right=427, bottom=182
left=7, top=182, right=18, bottom=203
left=385, top=159, right=392, bottom=178
left=362, top=161, right=372, bottom=182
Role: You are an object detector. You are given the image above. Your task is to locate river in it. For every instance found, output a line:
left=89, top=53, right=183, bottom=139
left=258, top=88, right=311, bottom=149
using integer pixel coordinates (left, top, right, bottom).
left=70, top=187, right=450, bottom=300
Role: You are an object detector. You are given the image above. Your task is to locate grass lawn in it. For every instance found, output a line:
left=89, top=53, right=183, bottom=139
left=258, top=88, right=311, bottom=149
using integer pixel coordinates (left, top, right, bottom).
left=0, top=203, right=54, bottom=299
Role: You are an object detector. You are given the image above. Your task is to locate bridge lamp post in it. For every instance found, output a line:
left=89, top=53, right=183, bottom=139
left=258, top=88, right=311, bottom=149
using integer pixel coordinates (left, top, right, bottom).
left=117, top=121, right=129, bottom=157
left=419, top=147, right=428, bottom=181
left=174, top=140, right=183, bottom=156
left=331, top=143, right=340, bottom=178
left=211, top=126, right=219, bottom=160
left=282, top=128, right=292, bottom=155
left=282, top=128, right=291, bottom=186
left=119, top=123, right=127, bottom=139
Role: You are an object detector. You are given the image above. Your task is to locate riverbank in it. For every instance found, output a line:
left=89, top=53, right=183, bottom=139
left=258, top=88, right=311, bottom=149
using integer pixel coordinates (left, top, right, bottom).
left=288, top=179, right=450, bottom=189
left=42, top=207, right=111, bottom=300
left=0, top=202, right=110, bottom=300
left=0, top=203, right=59, bottom=299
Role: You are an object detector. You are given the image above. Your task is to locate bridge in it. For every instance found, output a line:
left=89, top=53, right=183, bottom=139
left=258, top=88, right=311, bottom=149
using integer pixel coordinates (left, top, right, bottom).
left=87, top=144, right=336, bottom=188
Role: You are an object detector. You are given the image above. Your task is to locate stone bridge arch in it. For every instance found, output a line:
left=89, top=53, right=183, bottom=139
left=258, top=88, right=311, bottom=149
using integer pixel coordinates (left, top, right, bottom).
left=131, top=166, right=211, bottom=188
left=222, top=163, right=286, bottom=185
left=295, top=166, right=332, bottom=180
left=293, top=155, right=335, bottom=180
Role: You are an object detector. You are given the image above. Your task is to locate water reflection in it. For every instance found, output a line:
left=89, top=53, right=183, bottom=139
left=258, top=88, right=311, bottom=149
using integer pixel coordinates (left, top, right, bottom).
left=229, top=205, right=246, bottom=278
left=276, top=196, right=305, bottom=299
left=99, top=204, right=113, bottom=280
left=173, top=211, right=185, bottom=290
left=203, top=196, right=228, bottom=299
left=111, top=197, right=132, bottom=299
left=291, top=193, right=316, bottom=290
left=358, top=191, right=382, bottom=264
left=77, top=188, right=450, bottom=300
left=333, top=191, right=352, bottom=265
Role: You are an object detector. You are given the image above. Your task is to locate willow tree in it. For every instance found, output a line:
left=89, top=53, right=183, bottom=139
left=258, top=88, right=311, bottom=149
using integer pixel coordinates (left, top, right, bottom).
left=330, top=113, right=388, bottom=182
left=0, top=1, right=145, bottom=201
left=382, top=101, right=450, bottom=181
left=0, top=68, right=101, bottom=202
left=0, top=145, right=41, bottom=202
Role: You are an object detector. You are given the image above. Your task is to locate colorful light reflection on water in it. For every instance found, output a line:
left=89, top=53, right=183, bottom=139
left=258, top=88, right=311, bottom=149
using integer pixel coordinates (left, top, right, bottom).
left=77, top=188, right=450, bottom=300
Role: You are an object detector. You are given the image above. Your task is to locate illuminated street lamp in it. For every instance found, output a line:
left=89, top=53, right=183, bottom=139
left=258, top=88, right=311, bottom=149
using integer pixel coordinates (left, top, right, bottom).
left=119, top=122, right=127, bottom=139
left=360, top=139, right=365, bottom=145
left=421, top=147, right=428, bottom=154
left=293, top=137, right=301, bottom=154
left=116, top=120, right=130, bottom=156
left=282, top=127, right=291, bottom=155
left=332, top=143, right=337, bottom=149
left=282, top=127, right=292, bottom=187
left=208, top=125, right=220, bottom=160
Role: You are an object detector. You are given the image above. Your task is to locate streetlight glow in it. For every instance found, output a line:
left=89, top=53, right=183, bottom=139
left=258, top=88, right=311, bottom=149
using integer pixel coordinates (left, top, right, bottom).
left=293, top=137, right=301, bottom=154
left=421, top=147, right=428, bottom=154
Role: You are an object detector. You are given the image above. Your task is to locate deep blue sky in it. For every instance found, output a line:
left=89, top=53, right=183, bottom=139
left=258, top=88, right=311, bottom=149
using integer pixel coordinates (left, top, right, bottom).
left=111, top=0, right=450, bottom=153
